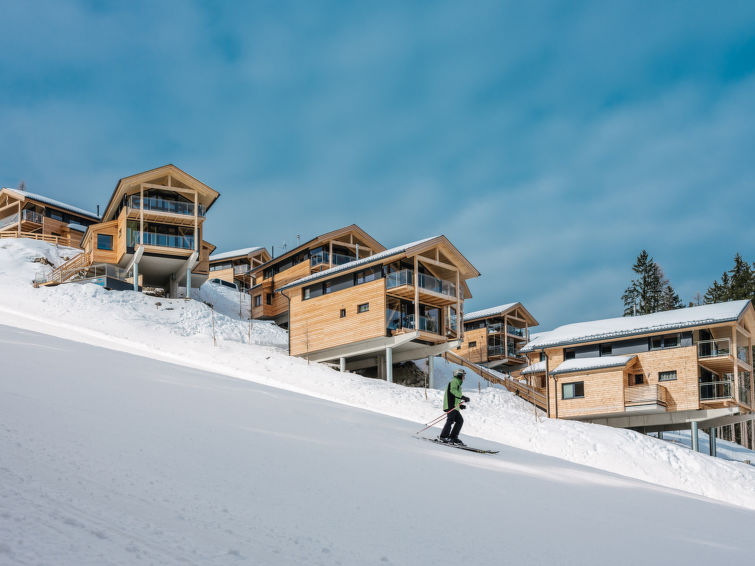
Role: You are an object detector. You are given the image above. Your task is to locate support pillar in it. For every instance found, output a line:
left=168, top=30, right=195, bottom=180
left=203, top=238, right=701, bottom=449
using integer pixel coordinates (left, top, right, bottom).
left=428, top=355, right=435, bottom=389
left=339, top=357, right=346, bottom=372
left=691, top=421, right=699, bottom=452
left=709, top=427, right=717, bottom=457
left=186, top=266, right=192, bottom=299
left=385, top=346, right=393, bottom=383
left=657, top=431, right=663, bottom=440
left=133, top=262, right=139, bottom=292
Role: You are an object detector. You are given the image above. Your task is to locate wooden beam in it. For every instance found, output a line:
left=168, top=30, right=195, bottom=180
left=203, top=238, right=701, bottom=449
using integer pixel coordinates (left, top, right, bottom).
left=142, top=183, right=197, bottom=197
left=736, top=325, right=751, bottom=339
left=415, top=255, right=457, bottom=272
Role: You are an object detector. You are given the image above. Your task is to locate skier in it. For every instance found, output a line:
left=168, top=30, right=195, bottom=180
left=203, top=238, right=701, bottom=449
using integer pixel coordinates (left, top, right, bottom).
left=439, top=369, right=470, bottom=445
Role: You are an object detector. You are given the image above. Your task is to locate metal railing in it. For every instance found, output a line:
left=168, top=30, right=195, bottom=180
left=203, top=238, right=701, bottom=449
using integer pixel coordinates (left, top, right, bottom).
left=625, top=384, right=668, bottom=407
left=388, top=313, right=440, bottom=334
left=386, top=269, right=413, bottom=289
left=0, top=213, right=18, bottom=230
left=129, top=195, right=205, bottom=217
left=22, top=209, right=43, bottom=224
left=698, top=338, right=731, bottom=359
left=699, top=380, right=733, bottom=401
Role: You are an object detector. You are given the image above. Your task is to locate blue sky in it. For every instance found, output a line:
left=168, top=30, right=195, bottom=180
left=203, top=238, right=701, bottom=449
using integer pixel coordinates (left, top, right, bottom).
left=2, top=0, right=755, bottom=331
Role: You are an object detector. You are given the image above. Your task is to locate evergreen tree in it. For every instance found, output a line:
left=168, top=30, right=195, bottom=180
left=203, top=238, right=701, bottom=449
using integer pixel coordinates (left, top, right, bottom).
left=728, top=253, right=754, bottom=303
left=623, top=251, right=682, bottom=315
left=660, top=284, right=683, bottom=311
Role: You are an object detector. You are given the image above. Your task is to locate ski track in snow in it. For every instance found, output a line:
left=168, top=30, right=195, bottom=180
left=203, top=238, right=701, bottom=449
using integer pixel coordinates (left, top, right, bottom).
left=1, top=239, right=755, bottom=513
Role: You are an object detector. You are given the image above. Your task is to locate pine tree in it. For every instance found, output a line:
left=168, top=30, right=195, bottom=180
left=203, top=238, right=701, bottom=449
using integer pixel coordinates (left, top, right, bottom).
left=660, top=284, right=683, bottom=311
left=728, top=253, right=753, bottom=303
left=623, top=251, right=683, bottom=315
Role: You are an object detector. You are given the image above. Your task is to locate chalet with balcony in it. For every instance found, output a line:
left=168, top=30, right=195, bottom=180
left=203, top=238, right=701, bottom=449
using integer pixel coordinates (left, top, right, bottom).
left=248, top=225, right=385, bottom=327
left=209, top=247, right=271, bottom=291
left=40, top=165, right=220, bottom=296
left=520, top=300, right=755, bottom=449
left=457, top=303, right=538, bottom=371
left=0, top=187, right=100, bottom=248
left=276, top=235, right=480, bottom=380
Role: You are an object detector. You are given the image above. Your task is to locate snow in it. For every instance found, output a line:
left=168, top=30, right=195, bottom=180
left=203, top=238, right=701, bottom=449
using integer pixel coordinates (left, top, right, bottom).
left=67, top=222, right=88, bottom=232
left=521, top=360, right=546, bottom=374
left=522, top=300, right=751, bottom=352
left=660, top=430, right=755, bottom=464
left=209, top=246, right=265, bottom=262
left=276, top=236, right=438, bottom=292
left=197, top=278, right=259, bottom=321
left=463, top=302, right=518, bottom=321
left=3, top=187, right=100, bottom=221
left=2, top=239, right=755, bottom=520
left=3, top=325, right=755, bottom=565
left=550, top=355, right=636, bottom=375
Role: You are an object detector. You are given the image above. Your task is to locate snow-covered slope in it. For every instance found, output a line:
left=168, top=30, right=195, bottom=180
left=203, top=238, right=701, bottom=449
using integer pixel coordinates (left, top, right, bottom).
left=2, top=324, right=754, bottom=565
left=1, top=239, right=755, bottom=513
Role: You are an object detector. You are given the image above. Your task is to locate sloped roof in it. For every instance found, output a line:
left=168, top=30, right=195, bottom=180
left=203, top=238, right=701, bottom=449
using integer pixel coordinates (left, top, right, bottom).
left=521, top=300, right=752, bottom=353
left=464, top=303, right=518, bottom=322
left=550, top=355, right=636, bottom=375
left=210, top=247, right=266, bottom=262
left=2, top=188, right=100, bottom=221
left=521, top=361, right=546, bottom=375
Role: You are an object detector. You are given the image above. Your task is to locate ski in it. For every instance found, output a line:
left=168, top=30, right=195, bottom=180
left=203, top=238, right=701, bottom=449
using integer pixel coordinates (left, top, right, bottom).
left=415, top=436, right=499, bottom=454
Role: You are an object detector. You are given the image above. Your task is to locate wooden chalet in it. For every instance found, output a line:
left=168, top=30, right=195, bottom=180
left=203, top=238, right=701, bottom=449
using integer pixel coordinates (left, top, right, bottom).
left=0, top=187, right=100, bottom=248
left=277, top=235, right=480, bottom=380
left=457, top=302, right=538, bottom=370
left=40, top=165, right=220, bottom=296
left=248, top=225, right=385, bottom=326
left=519, top=301, right=755, bottom=450
left=209, top=247, right=271, bottom=291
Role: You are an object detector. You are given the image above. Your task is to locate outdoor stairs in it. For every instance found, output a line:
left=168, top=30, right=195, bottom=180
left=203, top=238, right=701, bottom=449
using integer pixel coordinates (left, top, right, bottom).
left=443, top=350, right=547, bottom=411
left=38, top=252, right=91, bottom=287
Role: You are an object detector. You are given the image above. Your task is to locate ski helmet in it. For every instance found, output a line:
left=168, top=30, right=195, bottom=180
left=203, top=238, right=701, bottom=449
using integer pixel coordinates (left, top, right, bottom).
left=453, top=369, right=466, bottom=379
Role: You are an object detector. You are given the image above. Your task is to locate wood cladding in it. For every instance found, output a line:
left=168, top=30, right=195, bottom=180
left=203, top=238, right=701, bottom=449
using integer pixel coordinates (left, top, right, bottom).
left=289, top=279, right=387, bottom=356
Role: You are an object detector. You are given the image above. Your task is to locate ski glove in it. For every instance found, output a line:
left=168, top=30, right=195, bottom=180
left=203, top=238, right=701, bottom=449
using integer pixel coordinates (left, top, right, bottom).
left=462, top=396, right=470, bottom=402
left=459, top=404, right=467, bottom=410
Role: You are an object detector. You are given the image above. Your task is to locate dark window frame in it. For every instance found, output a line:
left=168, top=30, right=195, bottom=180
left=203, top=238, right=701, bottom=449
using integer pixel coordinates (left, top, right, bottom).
left=562, top=381, right=585, bottom=400
left=96, top=233, right=113, bottom=251
left=357, top=303, right=369, bottom=313
left=266, top=293, right=273, bottom=305
left=253, top=295, right=261, bottom=307
left=340, top=308, right=346, bottom=318
left=659, top=370, right=677, bottom=382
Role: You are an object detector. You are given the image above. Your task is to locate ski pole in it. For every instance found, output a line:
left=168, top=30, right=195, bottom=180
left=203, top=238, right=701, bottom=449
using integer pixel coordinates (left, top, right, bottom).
left=415, top=408, right=457, bottom=435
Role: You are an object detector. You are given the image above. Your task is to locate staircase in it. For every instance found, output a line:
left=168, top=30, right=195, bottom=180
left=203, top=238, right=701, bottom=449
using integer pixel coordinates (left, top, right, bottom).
left=444, top=350, right=547, bottom=411
left=39, top=252, right=91, bottom=286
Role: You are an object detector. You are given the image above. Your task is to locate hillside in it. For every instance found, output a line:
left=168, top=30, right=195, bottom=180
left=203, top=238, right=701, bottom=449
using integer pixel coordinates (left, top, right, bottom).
left=1, top=238, right=755, bottom=516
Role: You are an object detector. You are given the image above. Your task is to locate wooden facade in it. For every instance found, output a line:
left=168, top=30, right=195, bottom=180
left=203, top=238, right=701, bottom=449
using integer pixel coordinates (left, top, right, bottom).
left=209, top=247, right=271, bottom=290
left=520, top=303, right=755, bottom=426
left=280, top=235, right=480, bottom=360
left=457, top=303, right=538, bottom=370
left=249, top=225, right=386, bottom=325
left=0, top=188, right=100, bottom=248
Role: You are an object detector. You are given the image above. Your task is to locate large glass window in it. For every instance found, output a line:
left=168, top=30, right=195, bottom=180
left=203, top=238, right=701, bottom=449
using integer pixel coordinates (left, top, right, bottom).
left=97, top=234, right=113, bottom=251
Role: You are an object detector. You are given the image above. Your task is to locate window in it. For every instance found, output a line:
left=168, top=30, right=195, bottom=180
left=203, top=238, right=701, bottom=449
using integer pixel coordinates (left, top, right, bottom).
left=651, top=334, right=681, bottom=350
left=632, top=374, right=644, bottom=386
left=266, top=293, right=273, bottom=305
left=659, top=370, right=677, bottom=382
left=600, top=343, right=612, bottom=356
left=357, top=303, right=369, bottom=313
left=253, top=295, right=261, bottom=307
left=539, top=352, right=545, bottom=362
left=564, top=348, right=576, bottom=360
left=97, top=234, right=113, bottom=251
left=562, top=382, right=584, bottom=400
left=469, top=341, right=477, bottom=348
left=340, top=309, right=346, bottom=318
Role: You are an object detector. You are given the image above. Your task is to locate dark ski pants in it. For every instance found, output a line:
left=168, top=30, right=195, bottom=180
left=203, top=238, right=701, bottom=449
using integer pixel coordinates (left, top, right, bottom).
left=440, top=409, right=463, bottom=439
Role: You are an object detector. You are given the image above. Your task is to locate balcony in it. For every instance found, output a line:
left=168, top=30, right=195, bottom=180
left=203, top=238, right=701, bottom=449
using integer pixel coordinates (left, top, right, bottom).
left=700, top=380, right=733, bottom=401
left=233, top=264, right=249, bottom=275
left=0, top=209, right=43, bottom=231
left=386, top=269, right=457, bottom=306
left=739, top=375, right=752, bottom=406
left=625, top=384, right=668, bottom=412
left=487, top=345, right=522, bottom=359
left=0, top=213, right=18, bottom=230
left=128, top=196, right=205, bottom=218
left=136, top=232, right=194, bottom=250
left=737, top=345, right=750, bottom=365
left=310, top=251, right=356, bottom=269
left=697, top=338, right=737, bottom=373
left=507, top=325, right=526, bottom=338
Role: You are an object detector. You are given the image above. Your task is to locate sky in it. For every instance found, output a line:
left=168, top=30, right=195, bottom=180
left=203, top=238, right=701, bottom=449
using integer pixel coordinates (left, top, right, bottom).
left=2, top=0, right=755, bottom=331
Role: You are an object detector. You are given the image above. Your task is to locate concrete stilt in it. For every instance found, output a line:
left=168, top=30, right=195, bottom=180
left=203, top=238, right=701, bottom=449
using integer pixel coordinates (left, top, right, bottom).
left=385, top=346, right=393, bottom=383
left=133, top=262, right=139, bottom=292
left=709, top=427, right=717, bottom=457
left=657, top=431, right=663, bottom=440
left=428, top=355, right=435, bottom=389
left=339, top=357, right=346, bottom=372
left=691, top=421, right=699, bottom=452
left=186, top=267, right=192, bottom=299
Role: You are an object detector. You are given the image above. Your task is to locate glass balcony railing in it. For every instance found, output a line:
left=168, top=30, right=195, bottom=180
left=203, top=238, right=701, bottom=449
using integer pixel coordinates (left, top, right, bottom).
left=233, top=264, right=249, bottom=275
left=138, top=232, right=194, bottom=250
left=129, top=196, right=205, bottom=217
left=418, top=315, right=440, bottom=334
left=507, top=325, right=526, bottom=338
left=0, top=213, right=18, bottom=229
left=387, top=313, right=440, bottom=335
left=699, top=380, right=733, bottom=401
left=417, top=272, right=456, bottom=297
left=697, top=339, right=731, bottom=359
left=386, top=269, right=413, bottom=289
left=737, top=345, right=750, bottom=364
left=22, top=210, right=43, bottom=224
left=310, top=251, right=357, bottom=267
left=487, top=322, right=503, bottom=333
left=739, top=373, right=752, bottom=405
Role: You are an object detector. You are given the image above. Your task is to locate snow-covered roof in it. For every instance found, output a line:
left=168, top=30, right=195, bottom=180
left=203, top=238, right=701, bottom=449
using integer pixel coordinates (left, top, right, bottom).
left=550, top=355, right=636, bottom=375
left=521, top=300, right=752, bottom=353
left=3, top=188, right=100, bottom=221
left=67, top=223, right=88, bottom=232
left=275, top=236, right=438, bottom=292
left=464, top=303, right=519, bottom=322
left=521, top=361, right=546, bottom=375
left=210, top=247, right=265, bottom=262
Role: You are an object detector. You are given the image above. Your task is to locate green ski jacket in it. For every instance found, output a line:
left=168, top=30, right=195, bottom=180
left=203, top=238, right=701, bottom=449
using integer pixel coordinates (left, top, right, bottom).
left=443, top=376, right=464, bottom=411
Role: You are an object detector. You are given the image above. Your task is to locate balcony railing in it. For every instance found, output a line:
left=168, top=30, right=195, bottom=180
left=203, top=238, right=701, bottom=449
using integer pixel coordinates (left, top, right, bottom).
left=700, top=380, right=733, bottom=401
left=739, top=375, right=752, bottom=406
left=129, top=195, right=205, bottom=217
left=138, top=232, right=194, bottom=250
left=233, top=264, right=249, bottom=275
left=698, top=338, right=731, bottom=359
left=388, top=313, right=440, bottom=335
left=625, top=384, right=668, bottom=407
left=417, top=272, right=456, bottom=297
left=22, top=210, right=43, bottom=224
left=507, top=325, right=526, bottom=338
left=737, top=345, right=750, bottom=365
left=310, top=251, right=356, bottom=267
left=487, top=322, right=503, bottom=333
left=0, top=213, right=18, bottom=230
left=487, top=345, right=521, bottom=358
left=386, top=269, right=413, bottom=289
